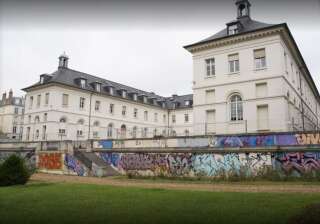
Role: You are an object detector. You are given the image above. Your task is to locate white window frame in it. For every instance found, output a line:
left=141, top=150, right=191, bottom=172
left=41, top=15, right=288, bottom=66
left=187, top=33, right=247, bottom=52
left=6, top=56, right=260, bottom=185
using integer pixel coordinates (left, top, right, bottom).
left=228, top=54, right=240, bottom=73
left=205, top=58, right=215, bottom=77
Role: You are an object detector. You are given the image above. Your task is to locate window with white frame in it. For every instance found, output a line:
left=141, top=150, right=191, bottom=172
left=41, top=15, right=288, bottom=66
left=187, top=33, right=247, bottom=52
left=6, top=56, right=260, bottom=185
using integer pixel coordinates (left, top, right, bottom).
left=80, top=97, right=85, bottom=109
left=122, top=90, right=127, bottom=98
left=122, top=106, right=126, bottom=116
left=228, top=24, right=238, bottom=35
left=184, top=114, right=189, bottom=123
left=77, top=130, right=83, bottom=136
left=254, top=49, right=266, bottom=69
left=109, top=104, right=114, bottom=114
left=163, top=114, right=166, bottom=124
left=109, top=87, right=114, bottom=95
left=29, top=96, right=33, bottom=109
left=154, top=113, right=158, bottom=122
left=172, top=114, right=176, bottom=123
left=142, top=127, right=148, bottom=138
left=95, top=101, right=100, bottom=111
left=80, top=79, right=86, bottom=88
left=62, top=94, right=69, bottom=106
left=230, top=94, right=243, bottom=121
left=134, top=108, right=138, bottom=118
left=228, top=54, right=239, bottom=73
left=95, top=83, right=101, bottom=92
left=43, top=113, right=47, bottom=122
left=107, top=123, right=113, bottom=138
left=205, top=58, right=215, bottom=77
left=13, top=126, right=17, bottom=134
left=59, top=129, right=66, bottom=135
left=14, top=107, right=19, bottom=114
left=45, top=93, right=49, bottom=105
left=37, top=94, right=41, bottom=107
left=144, top=111, right=148, bottom=121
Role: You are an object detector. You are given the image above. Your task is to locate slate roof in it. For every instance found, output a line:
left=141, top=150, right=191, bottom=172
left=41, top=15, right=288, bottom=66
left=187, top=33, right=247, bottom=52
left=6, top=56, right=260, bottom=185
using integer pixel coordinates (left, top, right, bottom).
left=23, top=68, right=193, bottom=109
left=184, top=17, right=280, bottom=49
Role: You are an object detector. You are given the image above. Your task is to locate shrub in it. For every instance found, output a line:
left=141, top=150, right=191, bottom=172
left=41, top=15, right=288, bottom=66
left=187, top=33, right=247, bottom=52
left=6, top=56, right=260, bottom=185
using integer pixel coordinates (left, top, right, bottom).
left=287, top=203, right=320, bottom=224
left=0, top=154, right=31, bottom=186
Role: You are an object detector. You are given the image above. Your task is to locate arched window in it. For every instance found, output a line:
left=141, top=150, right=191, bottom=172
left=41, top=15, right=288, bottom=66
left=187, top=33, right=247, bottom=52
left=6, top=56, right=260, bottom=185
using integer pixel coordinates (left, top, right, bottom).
left=230, top=94, right=243, bottom=121
left=120, top=124, right=126, bottom=138
left=59, top=117, right=67, bottom=123
left=132, top=126, right=137, bottom=138
left=93, top=121, right=100, bottom=127
left=77, top=119, right=84, bottom=125
left=107, top=123, right=113, bottom=138
left=239, top=4, right=246, bottom=16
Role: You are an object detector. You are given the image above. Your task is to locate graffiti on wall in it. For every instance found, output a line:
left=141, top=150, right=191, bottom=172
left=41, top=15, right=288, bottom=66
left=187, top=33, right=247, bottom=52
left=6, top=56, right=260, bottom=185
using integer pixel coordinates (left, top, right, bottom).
left=64, top=154, right=87, bottom=176
left=273, top=152, right=320, bottom=176
left=0, top=151, right=36, bottom=169
left=38, top=153, right=62, bottom=170
left=97, top=152, right=272, bottom=177
left=93, top=132, right=320, bottom=150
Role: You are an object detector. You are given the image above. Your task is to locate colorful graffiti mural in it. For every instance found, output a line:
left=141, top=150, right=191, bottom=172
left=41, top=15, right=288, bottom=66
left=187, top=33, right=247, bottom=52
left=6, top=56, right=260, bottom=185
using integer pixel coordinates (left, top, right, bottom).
left=273, top=152, right=320, bottom=176
left=64, top=154, right=87, bottom=176
left=38, top=153, right=62, bottom=170
left=93, top=132, right=320, bottom=150
left=97, top=152, right=272, bottom=177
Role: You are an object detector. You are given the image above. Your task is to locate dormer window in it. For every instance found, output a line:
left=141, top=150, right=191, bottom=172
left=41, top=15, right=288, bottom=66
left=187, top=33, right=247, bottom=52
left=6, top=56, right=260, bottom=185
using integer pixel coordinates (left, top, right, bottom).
left=162, top=102, right=166, bottom=108
left=40, top=76, right=44, bottom=84
left=95, top=83, right=101, bottom=92
left=133, top=93, right=138, bottom=101
left=109, top=87, right=114, bottom=95
left=185, top=100, right=190, bottom=106
left=228, top=24, right=238, bottom=35
left=80, top=79, right=86, bottom=89
left=122, top=90, right=127, bottom=98
left=143, top=96, right=148, bottom=103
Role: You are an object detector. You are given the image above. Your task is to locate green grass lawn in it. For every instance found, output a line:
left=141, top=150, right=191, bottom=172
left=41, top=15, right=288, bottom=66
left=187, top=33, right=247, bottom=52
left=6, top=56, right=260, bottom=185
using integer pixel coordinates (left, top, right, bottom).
left=0, top=181, right=319, bottom=224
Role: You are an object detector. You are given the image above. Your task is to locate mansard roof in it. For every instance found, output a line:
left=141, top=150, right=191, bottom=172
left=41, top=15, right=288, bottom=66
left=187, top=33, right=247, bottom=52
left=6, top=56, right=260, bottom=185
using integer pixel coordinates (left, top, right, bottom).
left=23, top=68, right=193, bottom=109
left=184, top=17, right=280, bottom=49
left=0, top=97, right=24, bottom=107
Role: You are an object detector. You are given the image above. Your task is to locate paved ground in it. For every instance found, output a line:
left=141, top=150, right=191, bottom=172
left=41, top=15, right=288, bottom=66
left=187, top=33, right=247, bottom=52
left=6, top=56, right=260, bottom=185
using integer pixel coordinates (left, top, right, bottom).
left=31, top=173, right=320, bottom=193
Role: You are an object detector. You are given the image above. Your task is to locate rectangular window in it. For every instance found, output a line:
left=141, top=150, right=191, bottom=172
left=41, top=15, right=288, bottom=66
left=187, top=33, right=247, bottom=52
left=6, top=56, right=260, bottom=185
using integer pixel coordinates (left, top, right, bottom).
left=122, top=106, right=126, bottom=116
left=109, top=104, right=114, bottom=114
left=29, top=96, right=33, bottom=109
left=80, top=97, right=85, bottom=109
left=37, top=94, right=41, bottom=107
left=205, top=58, right=215, bottom=77
left=80, top=79, right=86, bottom=88
left=154, top=113, right=158, bottom=122
left=14, top=107, right=19, bottom=114
left=28, top=115, right=31, bottom=123
left=77, top=130, right=83, bottom=136
left=96, top=83, right=101, bottom=92
left=62, top=94, right=69, bottom=106
left=163, top=114, right=166, bottom=124
left=134, top=108, right=138, bottom=118
left=184, top=114, right=189, bottom=123
left=228, top=24, right=238, bottom=35
left=144, top=111, right=148, bottom=121
left=172, top=114, right=176, bottom=123
left=95, top=101, right=101, bottom=111
left=12, top=126, right=17, bottom=134
left=255, top=83, right=267, bottom=98
left=45, top=93, right=49, bottom=105
left=254, top=49, right=266, bottom=69
left=59, top=129, right=66, bottom=135
left=122, top=91, right=127, bottom=98
left=43, top=113, right=47, bottom=122
left=228, top=54, right=239, bottom=73
left=205, top=89, right=215, bottom=104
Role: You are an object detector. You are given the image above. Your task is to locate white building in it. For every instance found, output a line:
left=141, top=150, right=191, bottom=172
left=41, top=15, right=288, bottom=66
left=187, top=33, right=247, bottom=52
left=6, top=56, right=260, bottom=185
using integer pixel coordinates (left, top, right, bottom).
left=184, top=0, right=320, bottom=134
left=0, top=90, right=25, bottom=140
left=21, top=0, right=319, bottom=141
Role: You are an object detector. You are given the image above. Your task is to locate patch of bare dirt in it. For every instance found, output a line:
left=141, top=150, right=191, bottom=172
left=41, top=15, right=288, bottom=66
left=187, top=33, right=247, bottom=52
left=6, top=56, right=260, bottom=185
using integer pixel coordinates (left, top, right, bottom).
left=30, top=173, right=320, bottom=193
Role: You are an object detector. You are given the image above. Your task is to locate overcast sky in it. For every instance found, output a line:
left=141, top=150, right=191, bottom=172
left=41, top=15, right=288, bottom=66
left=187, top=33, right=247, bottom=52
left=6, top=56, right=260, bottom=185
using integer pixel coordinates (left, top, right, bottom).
left=0, top=0, right=320, bottom=97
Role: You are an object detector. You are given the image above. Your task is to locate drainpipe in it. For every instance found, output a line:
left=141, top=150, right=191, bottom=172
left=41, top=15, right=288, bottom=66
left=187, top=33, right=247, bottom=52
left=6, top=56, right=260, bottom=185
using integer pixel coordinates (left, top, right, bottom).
left=88, top=92, right=93, bottom=140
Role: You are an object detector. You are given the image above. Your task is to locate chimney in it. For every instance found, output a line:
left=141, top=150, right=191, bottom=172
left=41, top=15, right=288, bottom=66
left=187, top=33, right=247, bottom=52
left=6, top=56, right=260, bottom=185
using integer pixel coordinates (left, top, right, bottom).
left=2, top=92, right=6, bottom=104
left=9, top=89, right=13, bottom=101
